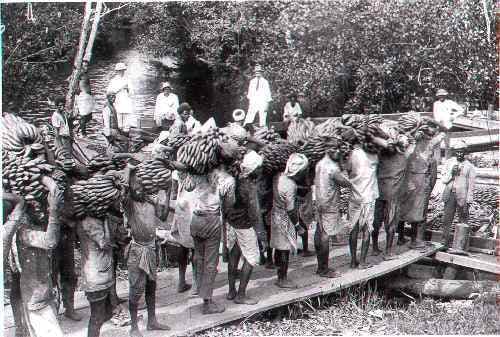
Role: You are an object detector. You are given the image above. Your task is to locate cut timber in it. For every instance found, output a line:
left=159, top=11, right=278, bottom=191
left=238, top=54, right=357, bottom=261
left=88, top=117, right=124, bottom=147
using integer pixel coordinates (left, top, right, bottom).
left=406, top=263, right=439, bottom=279
left=434, top=251, right=500, bottom=274
left=386, top=276, right=500, bottom=299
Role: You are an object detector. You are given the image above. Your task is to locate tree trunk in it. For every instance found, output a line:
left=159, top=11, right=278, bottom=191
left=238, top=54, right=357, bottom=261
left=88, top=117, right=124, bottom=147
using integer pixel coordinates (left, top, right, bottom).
left=83, top=1, right=103, bottom=63
left=386, top=276, right=499, bottom=299
left=64, top=1, right=93, bottom=115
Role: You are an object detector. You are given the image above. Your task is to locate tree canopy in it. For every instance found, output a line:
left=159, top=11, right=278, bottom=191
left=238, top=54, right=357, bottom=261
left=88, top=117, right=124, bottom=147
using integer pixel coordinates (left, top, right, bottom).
left=130, top=0, right=497, bottom=119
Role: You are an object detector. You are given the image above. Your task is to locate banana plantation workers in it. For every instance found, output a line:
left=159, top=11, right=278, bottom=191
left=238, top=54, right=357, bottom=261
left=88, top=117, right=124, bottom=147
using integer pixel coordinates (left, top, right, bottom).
left=191, top=135, right=243, bottom=314
left=2, top=193, right=29, bottom=337
left=154, top=81, right=179, bottom=129
left=440, top=140, right=476, bottom=250
left=371, top=128, right=414, bottom=260
left=106, top=62, right=137, bottom=134
left=51, top=95, right=72, bottom=154
left=271, top=153, right=309, bottom=288
left=13, top=177, right=65, bottom=337
left=169, top=102, right=191, bottom=137
left=400, top=127, right=446, bottom=250
left=123, top=164, right=171, bottom=337
left=75, top=60, right=96, bottom=137
left=314, top=145, right=352, bottom=277
left=343, top=129, right=388, bottom=269
left=245, top=64, right=273, bottom=128
left=77, top=214, right=117, bottom=337
left=225, top=150, right=267, bottom=305
left=283, top=92, right=303, bottom=123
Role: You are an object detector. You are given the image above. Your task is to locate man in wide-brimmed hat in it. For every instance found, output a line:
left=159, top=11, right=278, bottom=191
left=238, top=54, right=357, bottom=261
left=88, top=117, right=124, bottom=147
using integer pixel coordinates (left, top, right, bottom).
left=245, top=64, right=273, bottom=127
left=106, top=62, right=137, bottom=133
left=432, top=88, right=464, bottom=159
left=154, top=81, right=179, bottom=129
left=440, top=140, right=476, bottom=250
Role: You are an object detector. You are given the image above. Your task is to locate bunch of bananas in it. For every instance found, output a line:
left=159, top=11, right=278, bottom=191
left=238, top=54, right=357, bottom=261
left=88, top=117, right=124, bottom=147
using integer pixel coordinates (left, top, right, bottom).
left=71, top=174, right=125, bottom=219
left=135, top=159, right=172, bottom=194
left=176, top=129, right=222, bottom=175
left=473, top=185, right=498, bottom=209
left=2, top=152, right=55, bottom=201
left=259, top=142, right=299, bottom=175
left=467, top=154, right=498, bottom=168
left=299, top=135, right=340, bottom=166
left=286, top=118, right=315, bottom=145
left=162, top=134, right=192, bottom=152
left=397, top=113, right=422, bottom=132
left=314, top=118, right=342, bottom=138
left=253, top=126, right=282, bottom=144
left=2, top=114, right=44, bottom=154
left=88, top=155, right=127, bottom=175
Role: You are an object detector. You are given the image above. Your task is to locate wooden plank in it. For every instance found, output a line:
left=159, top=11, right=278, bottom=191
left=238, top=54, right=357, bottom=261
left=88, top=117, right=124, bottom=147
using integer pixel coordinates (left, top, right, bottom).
left=101, top=243, right=441, bottom=337
left=434, top=251, right=500, bottom=274
left=426, top=229, right=499, bottom=251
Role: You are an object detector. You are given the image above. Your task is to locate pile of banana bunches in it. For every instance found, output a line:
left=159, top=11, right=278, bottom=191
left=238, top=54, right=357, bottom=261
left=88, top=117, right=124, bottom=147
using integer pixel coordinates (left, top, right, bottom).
left=253, top=126, right=282, bottom=144
left=135, top=159, right=172, bottom=195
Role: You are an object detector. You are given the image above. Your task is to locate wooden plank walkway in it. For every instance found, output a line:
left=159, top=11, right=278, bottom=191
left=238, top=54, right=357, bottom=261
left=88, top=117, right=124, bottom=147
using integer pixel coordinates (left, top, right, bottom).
left=4, top=241, right=442, bottom=337
left=434, top=251, right=500, bottom=274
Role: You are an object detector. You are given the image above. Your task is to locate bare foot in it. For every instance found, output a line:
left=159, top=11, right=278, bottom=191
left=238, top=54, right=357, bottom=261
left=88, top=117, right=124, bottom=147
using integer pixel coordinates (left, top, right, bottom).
left=147, top=320, right=170, bottom=331
left=177, top=283, right=192, bottom=293
left=318, top=269, right=341, bottom=278
left=234, top=295, right=259, bottom=305
left=350, top=260, right=359, bottom=269
left=372, top=247, right=382, bottom=256
left=202, top=301, right=225, bottom=315
left=383, top=253, right=397, bottom=261
left=265, top=262, right=277, bottom=269
left=358, top=262, right=374, bottom=269
left=130, top=328, right=144, bottom=337
left=301, top=250, right=315, bottom=257
left=275, top=279, right=298, bottom=289
left=226, top=289, right=237, bottom=300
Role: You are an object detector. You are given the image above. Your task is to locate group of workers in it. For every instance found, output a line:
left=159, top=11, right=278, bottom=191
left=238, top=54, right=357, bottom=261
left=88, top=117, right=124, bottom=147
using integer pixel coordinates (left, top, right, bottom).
left=3, top=59, right=478, bottom=337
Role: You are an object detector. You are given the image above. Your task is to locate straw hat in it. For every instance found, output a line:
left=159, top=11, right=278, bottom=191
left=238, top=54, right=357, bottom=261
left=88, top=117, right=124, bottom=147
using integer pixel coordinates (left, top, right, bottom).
left=452, top=139, right=468, bottom=150
left=232, top=109, right=246, bottom=122
left=115, top=63, right=127, bottom=71
left=161, top=82, right=172, bottom=90
left=254, top=65, right=262, bottom=73
left=436, top=89, right=448, bottom=97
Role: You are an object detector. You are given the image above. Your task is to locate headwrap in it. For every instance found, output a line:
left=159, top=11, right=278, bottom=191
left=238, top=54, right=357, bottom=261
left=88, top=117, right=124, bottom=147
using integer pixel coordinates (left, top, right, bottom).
left=453, top=139, right=468, bottom=150
left=223, top=123, right=248, bottom=142
left=240, top=150, right=263, bottom=178
left=284, top=153, right=308, bottom=178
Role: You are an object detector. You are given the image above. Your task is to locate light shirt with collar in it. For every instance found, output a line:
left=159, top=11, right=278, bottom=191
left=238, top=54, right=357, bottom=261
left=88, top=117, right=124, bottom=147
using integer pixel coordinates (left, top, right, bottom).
left=247, top=76, right=272, bottom=103
left=51, top=111, right=70, bottom=136
left=186, top=115, right=202, bottom=134
left=433, top=99, right=464, bottom=130
left=283, top=101, right=303, bottom=122
left=345, top=145, right=379, bottom=204
left=154, top=92, right=179, bottom=125
left=441, top=157, right=476, bottom=206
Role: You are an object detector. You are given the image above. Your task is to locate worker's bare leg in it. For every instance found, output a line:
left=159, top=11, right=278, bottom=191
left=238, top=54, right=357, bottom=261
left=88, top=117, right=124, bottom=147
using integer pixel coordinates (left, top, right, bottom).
left=227, top=244, right=241, bottom=300
left=314, top=221, right=340, bottom=278
left=349, top=223, right=359, bottom=268
left=359, top=225, right=373, bottom=269
left=177, top=246, right=192, bottom=293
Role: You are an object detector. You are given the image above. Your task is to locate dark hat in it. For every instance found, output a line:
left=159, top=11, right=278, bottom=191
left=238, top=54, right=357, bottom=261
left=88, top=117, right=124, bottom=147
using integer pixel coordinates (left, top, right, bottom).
left=177, top=102, right=191, bottom=113
left=53, top=96, right=65, bottom=106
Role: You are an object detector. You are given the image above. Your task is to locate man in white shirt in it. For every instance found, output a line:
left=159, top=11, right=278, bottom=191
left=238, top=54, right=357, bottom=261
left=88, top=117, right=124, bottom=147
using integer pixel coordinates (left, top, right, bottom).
left=51, top=96, right=72, bottom=153
left=154, top=82, right=179, bottom=129
left=245, top=65, right=272, bottom=127
left=283, top=93, right=303, bottom=123
left=106, top=63, right=137, bottom=133
left=432, top=89, right=464, bottom=159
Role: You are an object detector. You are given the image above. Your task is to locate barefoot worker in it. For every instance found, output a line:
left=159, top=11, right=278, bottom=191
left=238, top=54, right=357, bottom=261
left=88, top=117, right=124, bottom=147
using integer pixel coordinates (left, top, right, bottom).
left=123, top=164, right=171, bottom=336
left=270, top=153, right=309, bottom=288
left=314, top=143, right=352, bottom=277
left=225, top=149, right=267, bottom=305
left=371, top=125, right=413, bottom=260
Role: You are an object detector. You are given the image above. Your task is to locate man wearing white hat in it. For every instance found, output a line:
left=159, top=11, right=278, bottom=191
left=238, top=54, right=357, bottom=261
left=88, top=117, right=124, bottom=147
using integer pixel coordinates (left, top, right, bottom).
left=154, top=82, right=179, bottom=129
left=440, top=140, right=476, bottom=250
left=245, top=65, right=273, bottom=127
left=106, top=62, right=137, bottom=133
left=232, top=109, right=246, bottom=126
left=433, top=89, right=464, bottom=160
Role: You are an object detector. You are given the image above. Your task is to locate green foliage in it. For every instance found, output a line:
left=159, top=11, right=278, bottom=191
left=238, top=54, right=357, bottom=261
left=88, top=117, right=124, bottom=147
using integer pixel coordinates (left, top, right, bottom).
left=1, top=2, right=84, bottom=106
left=130, top=0, right=497, bottom=117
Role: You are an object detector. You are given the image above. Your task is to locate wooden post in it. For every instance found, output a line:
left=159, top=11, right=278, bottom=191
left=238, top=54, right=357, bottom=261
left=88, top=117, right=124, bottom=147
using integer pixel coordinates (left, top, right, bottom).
left=65, top=1, right=93, bottom=115
left=83, top=1, right=103, bottom=63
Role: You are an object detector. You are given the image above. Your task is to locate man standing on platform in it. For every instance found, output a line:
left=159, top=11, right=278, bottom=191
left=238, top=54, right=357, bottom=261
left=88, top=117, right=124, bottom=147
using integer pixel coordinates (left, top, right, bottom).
left=314, top=145, right=352, bottom=277
left=245, top=65, right=273, bottom=128
left=154, top=82, right=179, bottom=129
left=432, top=89, right=464, bottom=159
left=440, top=140, right=476, bottom=250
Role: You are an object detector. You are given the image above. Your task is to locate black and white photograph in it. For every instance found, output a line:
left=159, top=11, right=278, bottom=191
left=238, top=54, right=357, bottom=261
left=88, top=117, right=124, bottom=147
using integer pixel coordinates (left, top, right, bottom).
left=1, top=1, right=499, bottom=336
